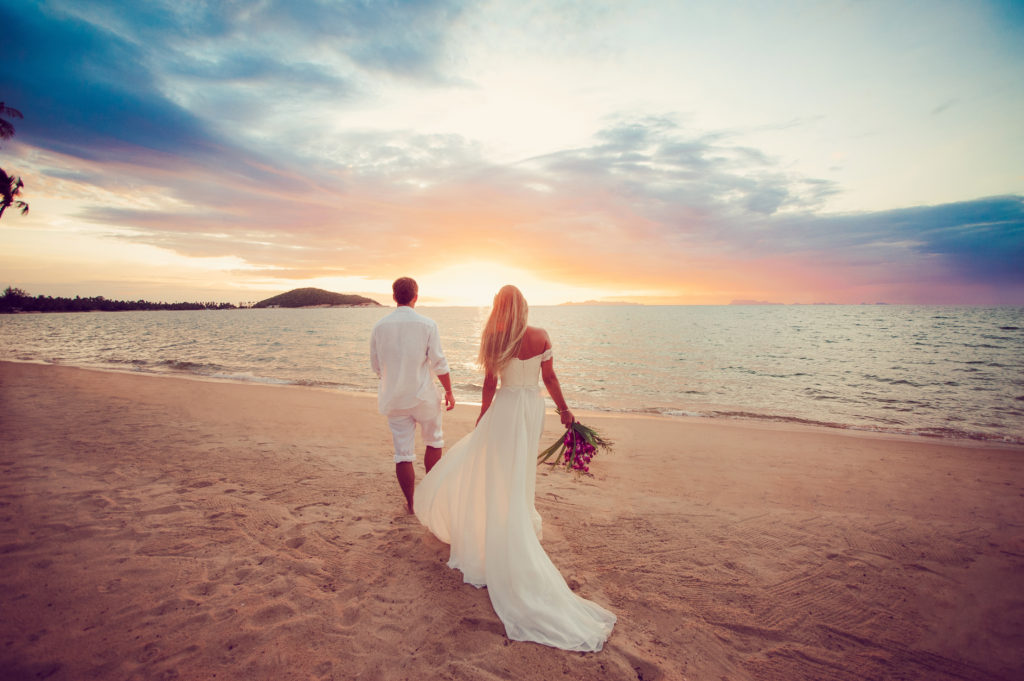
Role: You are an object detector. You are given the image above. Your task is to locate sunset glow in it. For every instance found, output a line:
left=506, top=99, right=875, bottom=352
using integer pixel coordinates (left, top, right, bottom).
left=1, top=1, right=1022, bottom=305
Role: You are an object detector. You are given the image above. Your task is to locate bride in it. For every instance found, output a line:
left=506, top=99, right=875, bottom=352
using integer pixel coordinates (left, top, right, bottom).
left=414, top=285, right=616, bottom=652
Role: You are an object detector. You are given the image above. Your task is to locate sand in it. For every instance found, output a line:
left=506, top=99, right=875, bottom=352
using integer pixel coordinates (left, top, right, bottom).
left=0, top=360, right=1022, bottom=681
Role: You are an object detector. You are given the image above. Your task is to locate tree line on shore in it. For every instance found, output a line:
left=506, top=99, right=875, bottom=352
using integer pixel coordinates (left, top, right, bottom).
left=1, top=287, right=236, bottom=313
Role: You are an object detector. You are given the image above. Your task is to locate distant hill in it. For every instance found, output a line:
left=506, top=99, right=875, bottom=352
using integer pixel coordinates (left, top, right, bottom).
left=559, top=300, right=641, bottom=306
left=253, top=288, right=381, bottom=308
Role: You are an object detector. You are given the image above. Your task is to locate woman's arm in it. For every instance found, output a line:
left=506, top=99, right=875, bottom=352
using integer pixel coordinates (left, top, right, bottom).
left=477, top=371, right=498, bottom=425
left=541, top=358, right=574, bottom=426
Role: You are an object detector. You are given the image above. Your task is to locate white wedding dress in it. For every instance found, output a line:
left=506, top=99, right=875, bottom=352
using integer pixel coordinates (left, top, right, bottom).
left=414, top=350, right=616, bottom=651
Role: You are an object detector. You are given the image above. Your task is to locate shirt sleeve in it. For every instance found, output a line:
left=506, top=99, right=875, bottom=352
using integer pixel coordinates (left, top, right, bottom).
left=369, top=328, right=382, bottom=378
left=426, top=322, right=450, bottom=376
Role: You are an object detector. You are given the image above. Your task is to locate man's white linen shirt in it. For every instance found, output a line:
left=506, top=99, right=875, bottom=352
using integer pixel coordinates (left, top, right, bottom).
left=370, top=306, right=450, bottom=415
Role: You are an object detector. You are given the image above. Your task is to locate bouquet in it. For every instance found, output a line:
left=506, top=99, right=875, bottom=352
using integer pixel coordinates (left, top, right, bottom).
left=537, top=421, right=612, bottom=474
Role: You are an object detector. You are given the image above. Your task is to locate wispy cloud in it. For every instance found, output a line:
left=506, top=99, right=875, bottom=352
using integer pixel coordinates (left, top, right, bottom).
left=52, top=108, right=1023, bottom=301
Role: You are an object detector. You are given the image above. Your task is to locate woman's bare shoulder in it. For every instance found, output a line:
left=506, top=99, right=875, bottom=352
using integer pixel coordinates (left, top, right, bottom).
left=524, top=326, right=550, bottom=344
left=518, top=326, right=550, bottom=358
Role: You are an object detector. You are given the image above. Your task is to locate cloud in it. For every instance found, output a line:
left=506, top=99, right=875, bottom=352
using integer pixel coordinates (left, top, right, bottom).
left=830, top=196, right=1024, bottom=284
left=51, top=0, right=468, bottom=80
left=528, top=118, right=839, bottom=223
left=4, top=2, right=1021, bottom=304
left=2, top=4, right=215, bottom=161
left=22, top=98, right=1017, bottom=302
left=3, top=0, right=468, bottom=166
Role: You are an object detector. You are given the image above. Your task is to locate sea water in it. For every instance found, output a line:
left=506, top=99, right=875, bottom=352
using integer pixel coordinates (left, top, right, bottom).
left=2, top=305, right=1022, bottom=444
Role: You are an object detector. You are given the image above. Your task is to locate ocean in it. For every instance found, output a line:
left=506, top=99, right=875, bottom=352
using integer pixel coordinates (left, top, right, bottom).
left=2, top=305, right=1022, bottom=444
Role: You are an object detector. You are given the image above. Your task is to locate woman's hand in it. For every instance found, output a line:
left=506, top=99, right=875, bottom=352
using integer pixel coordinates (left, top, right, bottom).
left=559, top=408, right=574, bottom=427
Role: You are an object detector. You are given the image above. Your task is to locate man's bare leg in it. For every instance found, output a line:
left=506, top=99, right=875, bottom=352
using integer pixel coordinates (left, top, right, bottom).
left=396, top=461, right=415, bottom=514
left=424, top=445, right=442, bottom=473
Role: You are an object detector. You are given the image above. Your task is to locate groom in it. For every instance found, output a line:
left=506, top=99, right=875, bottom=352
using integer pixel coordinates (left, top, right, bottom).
left=370, top=277, right=455, bottom=513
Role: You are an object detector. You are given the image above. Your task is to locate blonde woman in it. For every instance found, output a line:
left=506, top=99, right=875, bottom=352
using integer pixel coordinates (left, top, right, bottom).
left=414, top=285, right=615, bottom=652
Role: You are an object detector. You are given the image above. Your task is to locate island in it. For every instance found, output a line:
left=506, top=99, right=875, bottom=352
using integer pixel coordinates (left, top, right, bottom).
left=253, top=288, right=381, bottom=308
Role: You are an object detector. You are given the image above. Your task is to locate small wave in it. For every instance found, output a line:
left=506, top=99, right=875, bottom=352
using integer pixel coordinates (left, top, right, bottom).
left=332, top=381, right=370, bottom=391
left=700, top=410, right=1024, bottom=444
left=998, top=326, right=1020, bottom=331
left=292, top=378, right=346, bottom=389
left=1, top=356, right=51, bottom=365
left=711, top=410, right=849, bottom=430
left=914, top=426, right=1023, bottom=444
left=880, top=405, right=914, bottom=413
left=210, top=372, right=292, bottom=385
left=626, top=406, right=704, bottom=418
left=104, top=357, right=150, bottom=367
left=658, top=409, right=704, bottom=417
left=631, top=407, right=668, bottom=415
left=863, top=374, right=924, bottom=388
left=156, top=359, right=222, bottom=373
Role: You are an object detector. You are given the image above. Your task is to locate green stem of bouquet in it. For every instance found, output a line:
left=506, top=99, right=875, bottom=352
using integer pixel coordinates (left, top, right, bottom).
left=537, top=436, right=565, bottom=465
left=536, top=422, right=613, bottom=468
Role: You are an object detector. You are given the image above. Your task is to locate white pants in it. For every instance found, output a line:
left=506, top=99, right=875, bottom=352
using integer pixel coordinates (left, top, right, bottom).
left=386, top=399, right=444, bottom=463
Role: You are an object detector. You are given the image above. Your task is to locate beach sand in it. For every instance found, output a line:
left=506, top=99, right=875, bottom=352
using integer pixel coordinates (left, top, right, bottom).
left=1, top=360, right=1022, bottom=681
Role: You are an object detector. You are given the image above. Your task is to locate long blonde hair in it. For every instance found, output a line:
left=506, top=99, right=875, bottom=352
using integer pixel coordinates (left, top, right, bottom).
left=478, top=285, right=529, bottom=375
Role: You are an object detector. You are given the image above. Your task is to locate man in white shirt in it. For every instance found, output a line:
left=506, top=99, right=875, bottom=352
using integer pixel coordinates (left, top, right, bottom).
left=370, top=277, right=455, bottom=513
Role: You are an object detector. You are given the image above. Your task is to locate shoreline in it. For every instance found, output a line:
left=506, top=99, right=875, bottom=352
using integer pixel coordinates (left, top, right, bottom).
left=3, top=358, right=1021, bottom=448
left=1, top=360, right=1022, bottom=680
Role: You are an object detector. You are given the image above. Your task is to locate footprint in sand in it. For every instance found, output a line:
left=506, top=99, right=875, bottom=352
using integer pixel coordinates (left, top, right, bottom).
left=251, top=602, right=295, bottom=625
left=189, top=581, right=219, bottom=597
left=340, top=607, right=361, bottom=627
left=614, top=648, right=664, bottom=681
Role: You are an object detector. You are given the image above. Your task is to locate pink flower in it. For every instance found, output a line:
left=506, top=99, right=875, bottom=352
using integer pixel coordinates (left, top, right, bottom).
left=537, top=421, right=613, bottom=476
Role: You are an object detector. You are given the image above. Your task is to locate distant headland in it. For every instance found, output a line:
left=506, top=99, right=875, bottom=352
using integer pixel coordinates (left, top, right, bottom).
left=730, top=300, right=892, bottom=306
left=559, top=300, right=642, bottom=306
left=252, top=288, right=381, bottom=308
left=1, top=286, right=381, bottom=313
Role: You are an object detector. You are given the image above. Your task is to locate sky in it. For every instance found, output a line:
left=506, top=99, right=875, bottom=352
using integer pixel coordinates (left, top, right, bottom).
left=1, top=0, right=1022, bottom=306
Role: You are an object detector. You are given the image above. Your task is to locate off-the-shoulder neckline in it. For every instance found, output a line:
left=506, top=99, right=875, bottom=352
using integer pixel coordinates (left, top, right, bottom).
left=512, top=349, right=552, bottom=362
